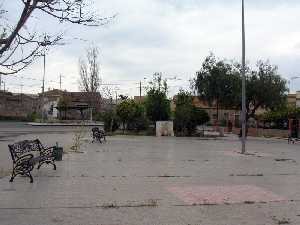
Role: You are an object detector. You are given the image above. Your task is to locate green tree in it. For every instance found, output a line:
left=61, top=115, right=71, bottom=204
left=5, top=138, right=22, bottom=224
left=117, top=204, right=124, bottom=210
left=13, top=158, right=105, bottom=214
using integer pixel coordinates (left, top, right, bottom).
left=101, top=110, right=119, bottom=132
left=191, top=107, right=210, bottom=129
left=116, top=100, right=148, bottom=133
left=57, top=94, right=72, bottom=120
left=194, top=54, right=288, bottom=123
left=145, top=73, right=171, bottom=123
left=174, top=91, right=194, bottom=135
left=260, top=106, right=300, bottom=129
left=194, top=53, right=240, bottom=122
left=116, top=100, right=135, bottom=133
left=243, top=61, right=288, bottom=120
left=127, top=103, right=149, bottom=132
left=174, top=90, right=209, bottom=136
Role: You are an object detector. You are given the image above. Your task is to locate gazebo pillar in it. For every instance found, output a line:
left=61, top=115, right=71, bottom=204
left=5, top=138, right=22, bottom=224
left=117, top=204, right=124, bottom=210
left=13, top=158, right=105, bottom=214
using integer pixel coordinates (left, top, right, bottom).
left=90, top=107, right=93, bottom=122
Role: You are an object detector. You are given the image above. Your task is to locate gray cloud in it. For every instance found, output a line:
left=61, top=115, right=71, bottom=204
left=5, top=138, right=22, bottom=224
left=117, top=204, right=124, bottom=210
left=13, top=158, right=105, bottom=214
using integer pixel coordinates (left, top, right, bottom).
left=2, top=0, right=300, bottom=95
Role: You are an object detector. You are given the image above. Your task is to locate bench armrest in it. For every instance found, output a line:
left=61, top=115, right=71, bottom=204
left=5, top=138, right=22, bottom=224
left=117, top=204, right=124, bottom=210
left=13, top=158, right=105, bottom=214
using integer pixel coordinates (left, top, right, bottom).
left=40, top=146, right=55, bottom=156
left=15, top=153, right=34, bottom=166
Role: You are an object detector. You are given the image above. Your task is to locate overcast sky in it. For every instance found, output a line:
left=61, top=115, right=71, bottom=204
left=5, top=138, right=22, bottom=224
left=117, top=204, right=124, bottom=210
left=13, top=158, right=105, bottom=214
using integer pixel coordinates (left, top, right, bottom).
left=2, top=0, right=300, bottom=97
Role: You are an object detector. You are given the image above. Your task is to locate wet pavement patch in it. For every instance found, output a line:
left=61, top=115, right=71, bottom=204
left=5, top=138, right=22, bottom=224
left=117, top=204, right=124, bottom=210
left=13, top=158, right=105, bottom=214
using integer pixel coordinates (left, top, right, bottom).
left=272, top=216, right=291, bottom=224
left=101, top=199, right=159, bottom=209
left=146, top=175, right=191, bottom=178
left=2, top=188, right=16, bottom=192
left=275, top=158, right=297, bottom=163
left=167, top=185, right=286, bottom=205
left=223, top=151, right=272, bottom=158
left=230, top=173, right=264, bottom=177
left=276, top=173, right=298, bottom=176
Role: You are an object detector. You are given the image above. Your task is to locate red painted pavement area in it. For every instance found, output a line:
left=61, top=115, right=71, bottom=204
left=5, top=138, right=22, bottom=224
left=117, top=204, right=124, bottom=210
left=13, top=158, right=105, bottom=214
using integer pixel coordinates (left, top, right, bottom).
left=167, top=185, right=285, bottom=205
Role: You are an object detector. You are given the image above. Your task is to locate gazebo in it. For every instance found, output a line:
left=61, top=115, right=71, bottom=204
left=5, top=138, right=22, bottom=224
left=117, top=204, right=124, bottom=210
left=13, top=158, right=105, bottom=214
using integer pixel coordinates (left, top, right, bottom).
left=55, top=103, right=93, bottom=121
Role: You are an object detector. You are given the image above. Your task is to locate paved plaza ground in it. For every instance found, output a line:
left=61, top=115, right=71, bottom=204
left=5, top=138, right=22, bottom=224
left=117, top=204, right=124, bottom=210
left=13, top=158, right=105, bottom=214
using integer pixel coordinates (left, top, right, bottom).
left=0, top=125, right=300, bottom=224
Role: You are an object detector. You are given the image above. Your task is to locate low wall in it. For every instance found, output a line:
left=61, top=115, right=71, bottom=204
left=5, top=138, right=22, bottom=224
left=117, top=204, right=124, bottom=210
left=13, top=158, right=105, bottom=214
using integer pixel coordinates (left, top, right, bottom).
left=232, top=127, right=289, bottom=138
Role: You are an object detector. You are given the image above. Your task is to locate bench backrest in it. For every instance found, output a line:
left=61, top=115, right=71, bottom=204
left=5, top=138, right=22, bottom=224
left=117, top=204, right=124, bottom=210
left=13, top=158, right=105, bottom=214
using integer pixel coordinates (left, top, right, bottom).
left=92, top=127, right=99, bottom=133
left=92, top=127, right=105, bottom=135
left=8, top=139, right=42, bottom=163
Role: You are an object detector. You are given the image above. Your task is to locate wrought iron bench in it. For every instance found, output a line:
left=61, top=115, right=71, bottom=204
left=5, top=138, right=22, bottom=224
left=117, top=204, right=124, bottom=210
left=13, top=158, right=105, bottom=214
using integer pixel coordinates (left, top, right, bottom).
left=92, top=127, right=106, bottom=143
left=8, top=139, right=56, bottom=183
left=287, top=135, right=299, bottom=144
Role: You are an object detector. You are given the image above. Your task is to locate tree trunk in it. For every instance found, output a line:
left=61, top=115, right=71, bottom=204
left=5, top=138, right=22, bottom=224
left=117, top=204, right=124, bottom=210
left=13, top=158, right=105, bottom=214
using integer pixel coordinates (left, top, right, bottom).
left=110, top=117, right=114, bottom=133
left=216, top=100, right=219, bottom=130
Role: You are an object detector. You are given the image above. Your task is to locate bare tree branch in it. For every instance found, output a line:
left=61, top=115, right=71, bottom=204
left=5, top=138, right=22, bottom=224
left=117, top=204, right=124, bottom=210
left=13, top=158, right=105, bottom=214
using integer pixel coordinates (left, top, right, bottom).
left=79, top=45, right=100, bottom=93
left=0, top=0, right=114, bottom=75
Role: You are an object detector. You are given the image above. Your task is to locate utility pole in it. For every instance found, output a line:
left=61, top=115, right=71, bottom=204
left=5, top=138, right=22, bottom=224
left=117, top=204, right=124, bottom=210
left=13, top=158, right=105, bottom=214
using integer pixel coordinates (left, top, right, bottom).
left=59, top=74, right=64, bottom=90
left=60, top=74, right=62, bottom=90
left=138, top=78, right=147, bottom=103
left=0, top=75, right=5, bottom=93
left=139, top=81, right=142, bottom=102
left=20, top=84, right=24, bottom=103
left=41, top=52, right=46, bottom=123
left=40, top=34, right=50, bottom=123
left=115, top=91, right=118, bottom=104
left=241, top=0, right=247, bottom=154
left=110, top=95, right=114, bottom=133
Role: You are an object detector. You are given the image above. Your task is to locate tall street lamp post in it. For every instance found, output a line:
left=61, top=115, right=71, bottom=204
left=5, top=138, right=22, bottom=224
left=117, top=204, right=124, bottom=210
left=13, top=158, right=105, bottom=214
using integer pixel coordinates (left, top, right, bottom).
left=288, top=76, right=300, bottom=94
left=40, top=34, right=51, bottom=123
left=241, top=0, right=247, bottom=154
left=41, top=51, right=46, bottom=123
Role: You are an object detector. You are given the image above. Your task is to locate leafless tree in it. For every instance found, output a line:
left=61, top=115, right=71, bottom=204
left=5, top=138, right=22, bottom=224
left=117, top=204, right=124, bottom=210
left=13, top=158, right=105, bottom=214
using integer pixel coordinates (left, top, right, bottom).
left=79, top=45, right=101, bottom=93
left=79, top=45, right=103, bottom=117
left=0, top=0, right=115, bottom=75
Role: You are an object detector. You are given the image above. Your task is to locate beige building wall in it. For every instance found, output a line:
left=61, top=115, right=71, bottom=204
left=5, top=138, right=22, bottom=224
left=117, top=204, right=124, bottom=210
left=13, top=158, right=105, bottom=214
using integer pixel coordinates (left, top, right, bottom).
left=288, top=94, right=297, bottom=107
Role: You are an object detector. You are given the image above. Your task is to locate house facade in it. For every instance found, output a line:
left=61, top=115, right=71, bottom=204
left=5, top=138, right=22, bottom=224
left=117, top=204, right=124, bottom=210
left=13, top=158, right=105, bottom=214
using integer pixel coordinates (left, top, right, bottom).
left=171, top=96, right=241, bottom=127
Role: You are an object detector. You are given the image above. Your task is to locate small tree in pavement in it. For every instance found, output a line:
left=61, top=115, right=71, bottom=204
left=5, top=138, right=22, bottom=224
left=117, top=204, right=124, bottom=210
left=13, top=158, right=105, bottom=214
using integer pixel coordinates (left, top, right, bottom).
left=145, top=73, right=171, bottom=124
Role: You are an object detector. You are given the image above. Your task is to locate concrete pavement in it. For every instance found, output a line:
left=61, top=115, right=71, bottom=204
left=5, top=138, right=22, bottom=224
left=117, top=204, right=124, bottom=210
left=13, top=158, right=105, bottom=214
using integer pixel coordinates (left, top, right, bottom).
left=0, top=134, right=300, bottom=224
left=0, top=121, right=101, bottom=139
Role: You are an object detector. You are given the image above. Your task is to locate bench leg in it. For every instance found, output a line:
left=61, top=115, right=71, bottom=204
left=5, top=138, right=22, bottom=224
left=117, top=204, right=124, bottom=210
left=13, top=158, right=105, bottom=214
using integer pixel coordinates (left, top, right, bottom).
left=9, top=170, right=33, bottom=183
left=9, top=173, right=15, bottom=182
left=52, top=162, right=57, bottom=170
left=28, top=173, right=33, bottom=183
left=38, top=160, right=56, bottom=170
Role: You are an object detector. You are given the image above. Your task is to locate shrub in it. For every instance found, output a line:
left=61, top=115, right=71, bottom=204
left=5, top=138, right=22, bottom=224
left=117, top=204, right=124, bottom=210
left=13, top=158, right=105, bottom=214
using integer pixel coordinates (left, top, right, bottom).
left=116, top=100, right=148, bottom=132
left=174, top=91, right=210, bottom=136
left=96, top=111, right=119, bottom=132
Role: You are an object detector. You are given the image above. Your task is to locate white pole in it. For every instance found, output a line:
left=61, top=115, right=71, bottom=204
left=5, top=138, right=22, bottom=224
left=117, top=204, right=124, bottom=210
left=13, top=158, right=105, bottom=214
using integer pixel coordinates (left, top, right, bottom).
left=60, top=74, right=62, bottom=90
left=41, top=53, right=46, bottom=123
left=241, top=0, right=247, bottom=154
